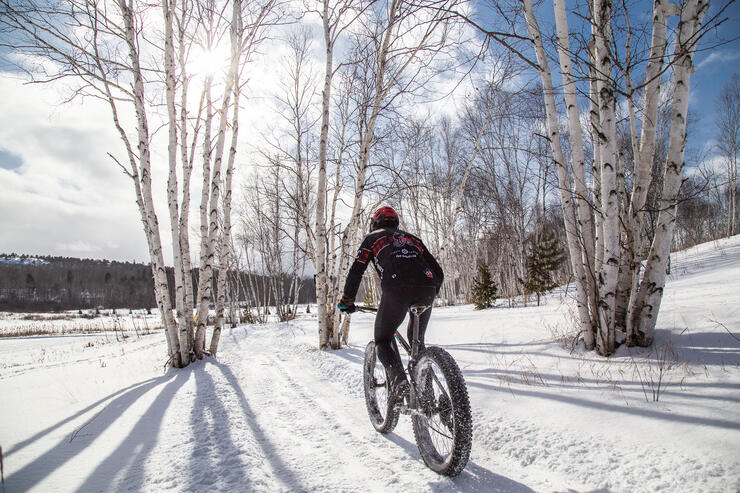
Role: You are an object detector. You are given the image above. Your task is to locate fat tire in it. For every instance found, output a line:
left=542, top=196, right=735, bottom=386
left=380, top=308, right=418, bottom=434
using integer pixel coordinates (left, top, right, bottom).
left=411, top=346, right=472, bottom=476
left=363, top=341, right=400, bottom=433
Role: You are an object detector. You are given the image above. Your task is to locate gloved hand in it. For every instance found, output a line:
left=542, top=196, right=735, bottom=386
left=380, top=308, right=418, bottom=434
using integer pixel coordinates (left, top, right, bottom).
left=337, top=295, right=356, bottom=313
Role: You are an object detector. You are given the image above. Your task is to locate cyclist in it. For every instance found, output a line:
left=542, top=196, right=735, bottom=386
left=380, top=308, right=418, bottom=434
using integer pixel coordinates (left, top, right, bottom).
left=338, top=206, right=444, bottom=405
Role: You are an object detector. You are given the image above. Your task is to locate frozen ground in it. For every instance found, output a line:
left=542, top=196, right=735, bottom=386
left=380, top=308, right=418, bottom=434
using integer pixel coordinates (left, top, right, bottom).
left=1, top=236, right=739, bottom=492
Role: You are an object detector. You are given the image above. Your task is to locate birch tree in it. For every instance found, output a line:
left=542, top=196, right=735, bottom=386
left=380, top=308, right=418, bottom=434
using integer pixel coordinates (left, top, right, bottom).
left=312, top=0, right=363, bottom=350
left=306, top=0, right=463, bottom=349
left=1, top=0, right=281, bottom=366
left=517, top=0, right=711, bottom=354
left=715, top=73, right=740, bottom=237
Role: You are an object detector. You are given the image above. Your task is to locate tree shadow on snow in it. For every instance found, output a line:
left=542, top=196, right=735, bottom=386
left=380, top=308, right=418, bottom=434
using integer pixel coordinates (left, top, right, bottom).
left=211, top=361, right=310, bottom=491
left=328, top=345, right=365, bottom=366
left=640, top=328, right=740, bottom=366
left=462, top=367, right=740, bottom=401
left=188, top=363, right=252, bottom=489
left=467, top=379, right=740, bottom=430
left=383, top=433, right=535, bottom=492
left=6, top=370, right=188, bottom=492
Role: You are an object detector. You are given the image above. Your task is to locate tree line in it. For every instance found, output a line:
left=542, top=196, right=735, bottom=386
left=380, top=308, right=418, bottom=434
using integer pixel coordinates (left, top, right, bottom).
left=0, top=255, right=315, bottom=313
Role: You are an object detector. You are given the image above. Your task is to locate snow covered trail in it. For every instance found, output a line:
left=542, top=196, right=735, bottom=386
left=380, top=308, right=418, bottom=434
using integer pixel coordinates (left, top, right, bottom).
left=0, top=322, right=537, bottom=492
left=1, top=236, right=739, bottom=492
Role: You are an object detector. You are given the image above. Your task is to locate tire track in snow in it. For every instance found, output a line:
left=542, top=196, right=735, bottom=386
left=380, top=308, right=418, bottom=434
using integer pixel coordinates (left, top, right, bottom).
left=233, top=345, right=436, bottom=492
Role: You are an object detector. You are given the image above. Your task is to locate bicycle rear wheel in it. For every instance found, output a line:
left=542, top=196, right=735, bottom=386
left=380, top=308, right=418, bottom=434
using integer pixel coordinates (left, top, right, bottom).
left=363, top=341, right=400, bottom=433
left=412, top=346, right=472, bottom=476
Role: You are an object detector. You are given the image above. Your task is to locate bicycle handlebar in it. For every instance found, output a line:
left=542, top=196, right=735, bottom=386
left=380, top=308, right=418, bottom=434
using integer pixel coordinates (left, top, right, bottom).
left=353, top=305, right=378, bottom=313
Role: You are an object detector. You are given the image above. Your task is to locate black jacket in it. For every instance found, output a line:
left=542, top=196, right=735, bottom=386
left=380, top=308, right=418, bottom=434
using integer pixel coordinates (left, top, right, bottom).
left=342, top=227, right=444, bottom=300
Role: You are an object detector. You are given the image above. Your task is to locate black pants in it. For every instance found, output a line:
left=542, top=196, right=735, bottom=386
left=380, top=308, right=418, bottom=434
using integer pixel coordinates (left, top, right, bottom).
left=375, top=285, right=436, bottom=386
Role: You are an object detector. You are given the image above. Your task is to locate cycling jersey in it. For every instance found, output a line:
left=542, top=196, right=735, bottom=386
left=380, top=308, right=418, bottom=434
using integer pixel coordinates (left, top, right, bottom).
left=342, top=227, right=444, bottom=300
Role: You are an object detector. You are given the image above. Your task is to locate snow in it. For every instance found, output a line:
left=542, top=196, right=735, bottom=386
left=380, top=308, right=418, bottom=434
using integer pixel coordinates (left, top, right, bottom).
left=1, top=236, right=739, bottom=492
left=0, top=256, right=49, bottom=266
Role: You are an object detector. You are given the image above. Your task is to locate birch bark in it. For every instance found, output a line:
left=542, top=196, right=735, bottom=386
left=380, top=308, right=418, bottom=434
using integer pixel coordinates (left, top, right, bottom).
left=522, top=0, right=594, bottom=348
left=592, top=0, right=619, bottom=355
left=195, top=73, right=213, bottom=355
left=178, top=11, right=197, bottom=352
left=119, top=0, right=181, bottom=366
left=553, top=0, right=599, bottom=331
left=211, top=0, right=242, bottom=356
left=629, top=0, right=708, bottom=345
left=162, top=0, right=191, bottom=366
left=624, top=0, right=673, bottom=343
left=315, top=0, right=334, bottom=349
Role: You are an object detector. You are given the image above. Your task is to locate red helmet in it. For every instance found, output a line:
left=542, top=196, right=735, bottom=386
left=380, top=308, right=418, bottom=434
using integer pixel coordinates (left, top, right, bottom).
left=370, top=206, right=399, bottom=230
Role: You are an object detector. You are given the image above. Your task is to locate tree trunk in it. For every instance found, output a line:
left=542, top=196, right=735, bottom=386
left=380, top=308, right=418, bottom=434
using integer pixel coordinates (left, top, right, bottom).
left=211, top=2, right=241, bottom=356
left=624, top=0, right=674, bottom=344
left=315, top=0, right=333, bottom=349
left=522, top=0, right=594, bottom=348
left=119, top=0, right=181, bottom=367
left=553, top=0, right=596, bottom=308
left=162, top=0, right=189, bottom=367
left=629, top=0, right=708, bottom=345
left=592, top=0, right=619, bottom=355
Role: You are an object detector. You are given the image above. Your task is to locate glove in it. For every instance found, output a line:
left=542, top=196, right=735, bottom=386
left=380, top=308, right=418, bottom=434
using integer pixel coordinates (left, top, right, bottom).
left=337, top=295, right=356, bottom=313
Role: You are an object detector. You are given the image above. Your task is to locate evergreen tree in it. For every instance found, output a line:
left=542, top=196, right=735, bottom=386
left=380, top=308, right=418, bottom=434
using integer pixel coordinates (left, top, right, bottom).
left=522, top=231, right=565, bottom=306
left=472, top=264, right=498, bottom=310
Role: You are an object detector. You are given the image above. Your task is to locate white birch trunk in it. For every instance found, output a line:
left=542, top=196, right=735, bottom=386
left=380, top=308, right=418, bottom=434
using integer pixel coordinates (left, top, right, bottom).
left=195, top=75, right=213, bottom=355
left=522, top=0, right=594, bottom=348
left=315, top=0, right=333, bottom=350
left=162, top=0, right=189, bottom=367
left=554, top=0, right=600, bottom=333
left=178, top=14, right=196, bottom=353
left=629, top=0, right=708, bottom=345
left=211, top=1, right=241, bottom=356
left=553, top=0, right=596, bottom=297
left=196, top=64, right=235, bottom=355
left=119, top=0, right=181, bottom=366
left=592, top=0, right=619, bottom=355
left=589, top=64, right=604, bottom=277
left=624, top=0, right=674, bottom=343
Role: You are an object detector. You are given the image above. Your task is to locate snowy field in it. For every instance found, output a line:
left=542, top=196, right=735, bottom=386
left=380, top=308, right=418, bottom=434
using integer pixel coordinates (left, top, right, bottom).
left=1, top=237, right=739, bottom=492
left=0, top=309, right=162, bottom=338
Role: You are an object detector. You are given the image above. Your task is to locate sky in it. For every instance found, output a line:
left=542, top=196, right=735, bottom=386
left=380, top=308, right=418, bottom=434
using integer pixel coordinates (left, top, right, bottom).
left=0, top=0, right=738, bottom=265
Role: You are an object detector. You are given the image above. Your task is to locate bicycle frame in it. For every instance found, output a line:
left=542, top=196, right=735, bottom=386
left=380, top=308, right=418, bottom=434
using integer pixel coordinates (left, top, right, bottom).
left=354, top=304, right=430, bottom=359
left=355, top=303, right=431, bottom=411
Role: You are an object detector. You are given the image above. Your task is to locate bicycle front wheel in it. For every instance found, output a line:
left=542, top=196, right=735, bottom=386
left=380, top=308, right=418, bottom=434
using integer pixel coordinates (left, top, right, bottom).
left=363, top=341, right=400, bottom=433
left=412, top=346, right=472, bottom=476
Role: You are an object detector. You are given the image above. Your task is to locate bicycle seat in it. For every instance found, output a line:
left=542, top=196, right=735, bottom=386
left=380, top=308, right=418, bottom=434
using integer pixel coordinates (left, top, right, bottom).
left=409, top=304, right=430, bottom=316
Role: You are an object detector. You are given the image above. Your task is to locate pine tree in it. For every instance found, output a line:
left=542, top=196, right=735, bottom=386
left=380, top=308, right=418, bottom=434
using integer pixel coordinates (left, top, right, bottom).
left=472, top=264, right=498, bottom=310
left=522, top=231, right=565, bottom=306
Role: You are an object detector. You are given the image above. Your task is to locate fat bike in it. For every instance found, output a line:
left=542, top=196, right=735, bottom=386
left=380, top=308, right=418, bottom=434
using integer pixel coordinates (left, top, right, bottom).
left=358, top=304, right=472, bottom=476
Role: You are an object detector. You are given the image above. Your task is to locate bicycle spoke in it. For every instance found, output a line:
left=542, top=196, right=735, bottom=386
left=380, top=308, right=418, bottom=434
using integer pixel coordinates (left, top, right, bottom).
left=427, top=423, right=453, bottom=440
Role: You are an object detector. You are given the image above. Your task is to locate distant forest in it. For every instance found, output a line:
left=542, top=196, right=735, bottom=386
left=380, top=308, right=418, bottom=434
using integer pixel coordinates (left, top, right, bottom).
left=0, top=254, right=316, bottom=312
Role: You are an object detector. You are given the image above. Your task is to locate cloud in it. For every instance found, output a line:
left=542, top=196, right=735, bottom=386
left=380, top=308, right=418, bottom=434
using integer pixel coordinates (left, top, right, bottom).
left=0, top=74, right=149, bottom=262
left=57, top=240, right=98, bottom=253
left=696, top=50, right=740, bottom=70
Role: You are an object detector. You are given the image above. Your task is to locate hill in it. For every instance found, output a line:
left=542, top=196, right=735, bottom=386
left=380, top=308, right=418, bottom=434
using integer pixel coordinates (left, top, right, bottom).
left=0, top=236, right=738, bottom=491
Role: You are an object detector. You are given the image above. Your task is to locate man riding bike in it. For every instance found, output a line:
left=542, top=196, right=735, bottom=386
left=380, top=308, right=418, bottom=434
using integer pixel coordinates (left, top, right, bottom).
left=338, top=206, right=444, bottom=405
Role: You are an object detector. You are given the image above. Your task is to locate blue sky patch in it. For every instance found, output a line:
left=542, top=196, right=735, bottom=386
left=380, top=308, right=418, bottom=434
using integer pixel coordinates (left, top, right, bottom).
left=0, top=149, right=23, bottom=171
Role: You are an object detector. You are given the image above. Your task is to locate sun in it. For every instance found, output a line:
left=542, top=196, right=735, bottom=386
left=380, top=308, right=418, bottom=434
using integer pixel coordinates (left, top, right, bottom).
left=187, top=44, right=230, bottom=77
